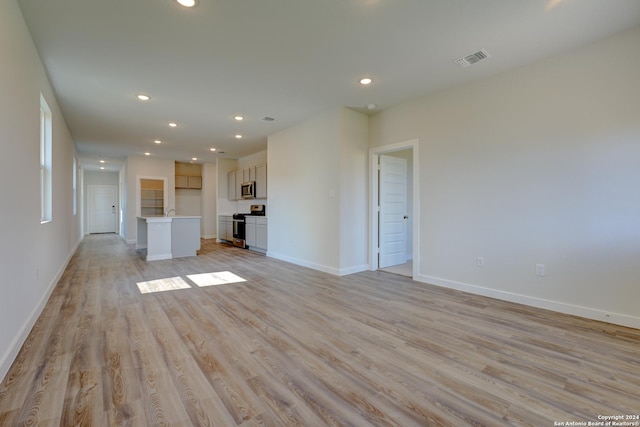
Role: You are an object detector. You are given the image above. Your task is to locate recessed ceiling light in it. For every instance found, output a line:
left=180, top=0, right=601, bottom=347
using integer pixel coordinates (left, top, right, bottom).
left=169, top=122, right=178, bottom=127
left=99, top=166, right=105, bottom=170
left=137, top=94, right=150, bottom=101
left=359, top=77, right=372, bottom=85
left=234, top=115, right=244, bottom=121
left=175, top=0, right=197, bottom=7
left=99, top=159, right=106, bottom=163
left=210, top=148, right=216, bottom=152
left=154, top=140, right=162, bottom=144
left=235, top=134, right=242, bottom=139
left=192, top=157, right=197, bottom=161
left=144, top=152, right=151, bottom=156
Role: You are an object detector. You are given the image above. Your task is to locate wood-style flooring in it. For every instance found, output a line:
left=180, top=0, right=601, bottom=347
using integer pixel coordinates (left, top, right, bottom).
left=1, top=235, right=639, bottom=426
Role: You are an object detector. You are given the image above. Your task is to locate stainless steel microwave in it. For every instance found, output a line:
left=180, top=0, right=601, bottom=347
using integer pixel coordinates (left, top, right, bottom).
left=241, top=181, right=255, bottom=199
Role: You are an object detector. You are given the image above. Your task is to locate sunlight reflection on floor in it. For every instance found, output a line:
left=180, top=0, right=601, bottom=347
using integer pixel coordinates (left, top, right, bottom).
left=136, top=271, right=247, bottom=294
left=187, top=271, right=247, bottom=287
left=136, top=276, right=192, bottom=294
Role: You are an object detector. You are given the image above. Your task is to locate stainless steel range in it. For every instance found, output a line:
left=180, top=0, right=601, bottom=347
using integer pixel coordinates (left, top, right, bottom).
left=231, top=204, right=265, bottom=248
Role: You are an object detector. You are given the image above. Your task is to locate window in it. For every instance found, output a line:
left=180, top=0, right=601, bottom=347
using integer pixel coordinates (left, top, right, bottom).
left=72, top=156, right=77, bottom=216
left=40, top=94, right=52, bottom=223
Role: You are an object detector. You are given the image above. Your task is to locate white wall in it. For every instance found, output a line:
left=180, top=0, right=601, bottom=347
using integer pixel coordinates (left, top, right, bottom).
left=267, top=107, right=368, bottom=275
left=0, top=0, right=82, bottom=381
left=338, top=108, right=369, bottom=273
left=201, top=162, right=217, bottom=238
left=369, top=26, right=640, bottom=328
left=175, top=189, right=201, bottom=216
left=238, top=149, right=267, bottom=169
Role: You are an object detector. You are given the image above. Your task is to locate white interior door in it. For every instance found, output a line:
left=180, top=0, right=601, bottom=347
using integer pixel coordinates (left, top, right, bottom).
left=379, top=155, right=407, bottom=268
left=88, top=185, right=117, bottom=233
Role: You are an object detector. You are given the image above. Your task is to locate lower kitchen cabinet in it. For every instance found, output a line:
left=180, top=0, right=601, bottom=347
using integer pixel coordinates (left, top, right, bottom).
left=218, top=215, right=233, bottom=242
left=245, top=217, right=267, bottom=251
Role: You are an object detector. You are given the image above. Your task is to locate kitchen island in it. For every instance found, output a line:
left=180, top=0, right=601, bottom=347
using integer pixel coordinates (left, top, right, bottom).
left=136, top=216, right=201, bottom=261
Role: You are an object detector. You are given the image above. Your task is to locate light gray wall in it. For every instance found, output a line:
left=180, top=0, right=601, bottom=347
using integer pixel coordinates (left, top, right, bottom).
left=201, top=162, right=217, bottom=238
left=369, top=26, right=640, bottom=328
left=0, top=0, right=82, bottom=381
left=267, top=107, right=368, bottom=275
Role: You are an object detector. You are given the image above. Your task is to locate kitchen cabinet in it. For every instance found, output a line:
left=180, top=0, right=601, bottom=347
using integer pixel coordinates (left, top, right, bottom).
left=243, top=166, right=256, bottom=183
left=218, top=215, right=233, bottom=242
left=235, top=170, right=243, bottom=199
left=228, top=162, right=267, bottom=200
left=175, top=175, right=202, bottom=189
left=245, top=217, right=267, bottom=251
left=255, top=163, right=267, bottom=199
left=227, top=171, right=236, bottom=200
left=175, top=162, right=202, bottom=189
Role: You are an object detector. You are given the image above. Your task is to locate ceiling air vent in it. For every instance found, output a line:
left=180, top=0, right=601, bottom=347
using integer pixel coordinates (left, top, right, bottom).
left=260, top=116, right=276, bottom=122
left=454, top=49, right=491, bottom=68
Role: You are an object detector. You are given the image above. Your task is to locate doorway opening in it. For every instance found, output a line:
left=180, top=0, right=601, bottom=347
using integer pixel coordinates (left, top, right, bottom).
left=136, top=176, right=168, bottom=217
left=369, top=139, right=419, bottom=278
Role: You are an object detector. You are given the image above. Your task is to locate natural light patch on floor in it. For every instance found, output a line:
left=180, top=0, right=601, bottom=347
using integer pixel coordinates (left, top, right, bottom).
left=187, top=271, right=247, bottom=287
left=137, top=276, right=192, bottom=294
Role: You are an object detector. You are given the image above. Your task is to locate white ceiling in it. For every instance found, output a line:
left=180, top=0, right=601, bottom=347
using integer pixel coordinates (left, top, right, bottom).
left=17, top=0, right=640, bottom=172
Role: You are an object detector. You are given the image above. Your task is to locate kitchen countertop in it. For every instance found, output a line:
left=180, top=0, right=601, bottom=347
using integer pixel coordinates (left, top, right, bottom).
left=138, top=215, right=201, bottom=221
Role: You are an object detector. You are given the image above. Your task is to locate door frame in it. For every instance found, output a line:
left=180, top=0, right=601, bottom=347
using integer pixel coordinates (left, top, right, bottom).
left=136, top=175, right=169, bottom=217
left=369, top=139, right=420, bottom=278
left=87, top=184, right=118, bottom=234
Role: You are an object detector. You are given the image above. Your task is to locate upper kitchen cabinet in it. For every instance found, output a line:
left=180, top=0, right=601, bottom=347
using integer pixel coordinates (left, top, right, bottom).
left=255, top=163, right=267, bottom=199
left=227, top=171, right=236, bottom=201
left=175, top=162, right=202, bottom=189
left=235, top=170, right=243, bottom=199
left=227, top=162, right=267, bottom=200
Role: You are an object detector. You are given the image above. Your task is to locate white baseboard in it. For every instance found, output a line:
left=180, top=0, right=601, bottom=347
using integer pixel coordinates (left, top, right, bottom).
left=267, top=252, right=368, bottom=277
left=201, top=234, right=216, bottom=239
left=417, top=274, right=640, bottom=330
left=0, top=238, right=81, bottom=383
left=339, top=264, right=369, bottom=276
left=146, top=253, right=172, bottom=261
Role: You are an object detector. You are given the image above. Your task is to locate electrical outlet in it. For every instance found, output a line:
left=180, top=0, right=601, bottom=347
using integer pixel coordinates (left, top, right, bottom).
left=476, top=257, right=485, bottom=268
left=536, top=264, right=545, bottom=277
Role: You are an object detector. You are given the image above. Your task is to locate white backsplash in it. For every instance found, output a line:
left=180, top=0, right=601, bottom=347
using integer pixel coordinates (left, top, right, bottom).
left=218, top=198, right=268, bottom=216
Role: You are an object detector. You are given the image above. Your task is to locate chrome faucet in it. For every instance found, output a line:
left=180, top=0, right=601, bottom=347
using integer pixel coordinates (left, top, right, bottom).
left=165, top=208, right=175, bottom=217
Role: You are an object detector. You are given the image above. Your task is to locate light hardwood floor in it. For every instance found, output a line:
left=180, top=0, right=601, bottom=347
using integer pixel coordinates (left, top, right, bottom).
left=1, top=235, right=639, bottom=426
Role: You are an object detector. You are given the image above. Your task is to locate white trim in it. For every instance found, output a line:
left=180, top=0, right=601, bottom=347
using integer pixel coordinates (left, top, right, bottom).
left=416, top=274, right=640, bottom=330
left=267, top=252, right=368, bottom=276
left=339, top=264, right=369, bottom=276
left=0, top=238, right=81, bottom=383
left=146, top=253, right=173, bottom=261
left=369, top=139, right=420, bottom=279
